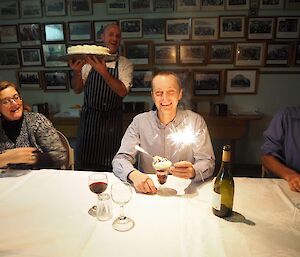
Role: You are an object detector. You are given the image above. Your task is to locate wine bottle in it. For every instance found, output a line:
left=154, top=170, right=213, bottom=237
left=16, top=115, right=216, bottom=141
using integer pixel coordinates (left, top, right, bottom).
left=212, top=145, right=234, bottom=217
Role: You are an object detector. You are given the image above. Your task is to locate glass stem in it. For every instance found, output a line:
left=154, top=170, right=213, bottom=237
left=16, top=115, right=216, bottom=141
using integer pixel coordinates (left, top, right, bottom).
left=119, top=205, right=125, bottom=219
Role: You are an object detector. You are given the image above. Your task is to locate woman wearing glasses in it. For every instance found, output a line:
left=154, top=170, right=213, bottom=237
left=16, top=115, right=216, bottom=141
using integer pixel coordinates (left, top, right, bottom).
left=0, top=81, right=66, bottom=169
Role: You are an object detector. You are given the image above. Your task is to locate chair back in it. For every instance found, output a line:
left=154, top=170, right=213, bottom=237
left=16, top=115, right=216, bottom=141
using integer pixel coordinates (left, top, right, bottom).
left=56, top=130, right=75, bottom=170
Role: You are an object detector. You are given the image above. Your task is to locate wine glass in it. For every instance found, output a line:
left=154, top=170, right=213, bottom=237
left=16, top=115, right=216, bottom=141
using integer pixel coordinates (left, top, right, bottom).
left=156, top=168, right=169, bottom=189
left=111, top=182, right=134, bottom=232
left=88, top=173, right=108, bottom=216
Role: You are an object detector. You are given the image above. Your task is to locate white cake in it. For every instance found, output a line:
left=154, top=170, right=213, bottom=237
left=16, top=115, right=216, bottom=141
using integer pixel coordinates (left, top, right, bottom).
left=67, top=45, right=110, bottom=55
left=152, top=156, right=172, bottom=170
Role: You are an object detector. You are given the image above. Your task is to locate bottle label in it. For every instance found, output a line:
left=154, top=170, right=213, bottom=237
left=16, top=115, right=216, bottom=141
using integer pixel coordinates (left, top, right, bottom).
left=212, top=191, right=221, bottom=211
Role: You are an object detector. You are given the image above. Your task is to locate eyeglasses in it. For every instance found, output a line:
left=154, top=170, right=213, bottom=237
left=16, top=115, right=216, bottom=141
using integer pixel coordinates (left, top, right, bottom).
left=0, top=94, right=22, bottom=105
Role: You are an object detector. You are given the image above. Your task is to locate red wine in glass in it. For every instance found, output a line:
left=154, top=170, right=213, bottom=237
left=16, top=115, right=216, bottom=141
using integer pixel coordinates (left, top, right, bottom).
left=89, top=181, right=108, bottom=194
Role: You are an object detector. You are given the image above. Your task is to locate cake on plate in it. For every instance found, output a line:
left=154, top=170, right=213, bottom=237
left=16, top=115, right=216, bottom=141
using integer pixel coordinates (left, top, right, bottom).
left=67, top=45, right=110, bottom=55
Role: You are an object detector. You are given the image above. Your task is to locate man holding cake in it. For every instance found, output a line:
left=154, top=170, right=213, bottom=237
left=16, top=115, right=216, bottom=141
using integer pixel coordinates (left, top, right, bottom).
left=112, top=71, right=215, bottom=194
left=68, top=24, right=133, bottom=171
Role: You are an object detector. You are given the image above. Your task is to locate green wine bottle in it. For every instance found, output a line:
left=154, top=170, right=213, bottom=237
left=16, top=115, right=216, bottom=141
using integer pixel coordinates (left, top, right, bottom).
left=212, top=145, right=234, bottom=217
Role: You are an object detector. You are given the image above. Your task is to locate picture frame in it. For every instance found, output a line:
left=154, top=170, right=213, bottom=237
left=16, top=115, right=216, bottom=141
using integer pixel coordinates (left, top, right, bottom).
left=0, top=1, right=19, bottom=19
left=19, top=23, right=42, bottom=46
left=276, top=17, right=300, bottom=39
left=176, top=0, right=200, bottom=12
left=42, top=44, right=67, bottom=67
left=0, top=48, right=20, bottom=69
left=179, top=44, right=207, bottom=65
left=285, top=0, right=300, bottom=9
left=43, top=70, right=70, bottom=91
left=20, top=0, right=42, bottom=18
left=70, top=0, right=93, bottom=16
left=226, top=69, right=258, bottom=94
left=124, top=41, right=152, bottom=68
left=220, top=16, right=246, bottom=38
left=235, top=42, right=265, bottom=66
left=20, top=48, right=43, bottom=66
left=192, top=17, right=219, bottom=41
left=201, top=0, right=225, bottom=11
left=259, top=0, right=284, bottom=9
left=130, top=0, right=153, bottom=13
left=143, top=18, right=165, bottom=38
left=154, top=0, right=174, bottom=12
left=193, top=70, right=223, bottom=97
left=248, top=17, right=275, bottom=40
left=68, top=21, right=92, bottom=42
left=295, top=42, right=300, bottom=65
left=226, top=0, right=249, bottom=10
left=0, top=25, right=18, bottom=43
left=44, top=0, right=66, bottom=16
left=94, top=20, right=117, bottom=42
left=131, top=69, right=154, bottom=93
left=120, top=19, right=142, bottom=38
left=44, top=23, right=65, bottom=43
left=154, top=44, right=177, bottom=65
left=208, top=43, right=234, bottom=64
left=165, top=18, right=191, bottom=41
left=265, top=42, right=292, bottom=66
left=18, top=71, right=41, bottom=89
left=106, top=0, right=129, bottom=14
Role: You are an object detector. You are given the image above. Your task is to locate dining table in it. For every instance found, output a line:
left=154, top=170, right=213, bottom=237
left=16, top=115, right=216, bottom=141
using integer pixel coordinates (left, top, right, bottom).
left=0, top=169, right=299, bottom=257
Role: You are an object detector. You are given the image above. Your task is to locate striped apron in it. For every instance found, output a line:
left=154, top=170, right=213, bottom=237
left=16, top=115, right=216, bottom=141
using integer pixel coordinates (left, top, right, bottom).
left=76, top=62, right=123, bottom=171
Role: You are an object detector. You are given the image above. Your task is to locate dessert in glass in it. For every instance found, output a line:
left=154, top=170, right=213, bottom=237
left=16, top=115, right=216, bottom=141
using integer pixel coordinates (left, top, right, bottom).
left=152, top=156, right=172, bottom=188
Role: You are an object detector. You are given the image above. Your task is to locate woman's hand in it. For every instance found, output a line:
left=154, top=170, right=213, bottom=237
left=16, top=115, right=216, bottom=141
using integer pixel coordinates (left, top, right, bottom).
left=1, top=147, right=38, bottom=166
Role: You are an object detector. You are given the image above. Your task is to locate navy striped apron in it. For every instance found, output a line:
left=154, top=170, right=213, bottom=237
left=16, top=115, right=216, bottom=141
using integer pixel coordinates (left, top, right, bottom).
left=76, top=62, right=123, bottom=171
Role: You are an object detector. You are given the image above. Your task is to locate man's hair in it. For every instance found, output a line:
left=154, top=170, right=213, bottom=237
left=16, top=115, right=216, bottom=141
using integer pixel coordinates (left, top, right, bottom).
left=102, top=23, right=120, bottom=34
left=151, top=71, right=182, bottom=91
left=0, top=81, right=20, bottom=94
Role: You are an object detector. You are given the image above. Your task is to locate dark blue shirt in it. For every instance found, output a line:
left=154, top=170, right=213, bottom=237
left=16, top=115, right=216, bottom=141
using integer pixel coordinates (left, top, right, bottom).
left=261, top=107, right=300, bottom=173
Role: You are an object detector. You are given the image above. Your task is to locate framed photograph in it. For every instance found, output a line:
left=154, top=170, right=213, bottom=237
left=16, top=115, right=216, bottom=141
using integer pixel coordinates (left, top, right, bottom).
left=176, top=0, right=200, bottom=11
left=276, top=17, right=300, bottom=39
left=285, top=0, right=300, bottom=9
left=131, top=69, right=153, bottom=93
left=193, top=70, right=223, bottom=96
left=43, top=71, right=69, bottom=91
left=94, top=20, right=117, bottom=42
left=165, top=18, right=191, bottom=41
left=248, top=17, right=275, bottom=40
left=19, top=23, right=42, bottom=46
left=179, top=44, right=207, bottom=65
left=130, top=0, right=153, bottom=13
left=0, top=1, right=19, bottom=19
left=235, top=42, right=265, bottom=66
left=106, top=0, right=129, bottom=14
left=20, top=0, right=42, bottom=18
left=295, top=42, right=300, bottom=65
left=42, top=44, right=67, bottom=67
left=154, top=44, right=177, bottom=65
left=220, top=16, right=246, bottom=38
left=226, top=69, right=258, bottom=94
left=192, top=18, right=219, bottom=41
left=120, top=19, right=142, bottom=38
left=124, top=41, right=152, bottom=67
left=208, top=43, right=234, bottom=64
left=68, top=21, right=92, bottom=41
left=44, top=23, right=65, bottom=43
left=44, top=0, right=66, bottom=16
left=143, top=19, right=165, bottom=38
left=265, top=43, right=292, bottom=66
left=259, top=0, right=283, bottom=9
left=0, top=48, right=20, bottom=69
left=154, top=0, right=174, bottom=12
left=201, top=0, right=225, bottom=11
left=70, top=0, right=92, bottom=15
left=0, top=25, right=18, bottom=43
left=18, top=71, right=41, bottom=89
left=20, top=48, right=43, bottom=66
left=226, top=0, right=249, bottom=10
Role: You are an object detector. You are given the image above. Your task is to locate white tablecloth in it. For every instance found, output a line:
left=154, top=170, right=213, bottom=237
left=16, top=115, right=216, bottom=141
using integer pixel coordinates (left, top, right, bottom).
left=0, top=169, right=299, bottom=257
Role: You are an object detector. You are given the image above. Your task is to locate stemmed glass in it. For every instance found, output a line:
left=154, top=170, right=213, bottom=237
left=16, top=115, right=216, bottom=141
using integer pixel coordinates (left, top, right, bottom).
left=111, top=182, right=134, bottom=232
left=88, top=173, right=108, bottom=216
left=156, top=168, right=169, bottom=189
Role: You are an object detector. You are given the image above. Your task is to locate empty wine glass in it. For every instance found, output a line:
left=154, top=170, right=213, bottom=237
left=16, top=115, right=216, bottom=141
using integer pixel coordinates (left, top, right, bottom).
left=111, top=182, right=134, bottom=232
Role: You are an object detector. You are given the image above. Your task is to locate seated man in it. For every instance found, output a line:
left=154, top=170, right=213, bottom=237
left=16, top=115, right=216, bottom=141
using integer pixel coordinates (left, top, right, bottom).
left=112, top=71, right=215, bottom=194
left=261, top=106, right=300, bottom=192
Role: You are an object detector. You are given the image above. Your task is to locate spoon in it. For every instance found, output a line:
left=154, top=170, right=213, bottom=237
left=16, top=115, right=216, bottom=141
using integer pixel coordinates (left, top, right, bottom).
left=135, top=145, right=153, bottom=159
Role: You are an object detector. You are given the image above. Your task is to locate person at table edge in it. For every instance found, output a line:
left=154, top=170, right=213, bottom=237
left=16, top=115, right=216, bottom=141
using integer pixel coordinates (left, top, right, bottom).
left=0, top=81, right=67, bottom=169
left=112, top=71, right=215, bottom=194
left=261, top=106, right=300, bottom=192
